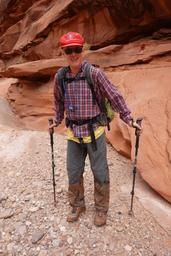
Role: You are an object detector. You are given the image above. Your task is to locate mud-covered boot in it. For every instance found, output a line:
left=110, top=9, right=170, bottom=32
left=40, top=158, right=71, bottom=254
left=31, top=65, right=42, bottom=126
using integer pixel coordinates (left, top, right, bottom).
left=67, top=206, right=86, bottom=222
left=94, top=181, right=110, bottom=226
left=94, top=211, right=107, bottom=226
left=67, top=178, right=86, bottom=222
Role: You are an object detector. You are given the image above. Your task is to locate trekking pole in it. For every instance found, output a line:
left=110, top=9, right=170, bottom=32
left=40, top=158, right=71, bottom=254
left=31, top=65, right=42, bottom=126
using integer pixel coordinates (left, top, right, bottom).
left=128, top=118, right=143, bottom=216
left=48, top=118, right=57, bottom=206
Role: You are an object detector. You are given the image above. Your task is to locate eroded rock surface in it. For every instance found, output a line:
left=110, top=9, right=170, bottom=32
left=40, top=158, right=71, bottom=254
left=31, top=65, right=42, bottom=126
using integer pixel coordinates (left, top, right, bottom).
left=0, top=0, right=171, bottom=65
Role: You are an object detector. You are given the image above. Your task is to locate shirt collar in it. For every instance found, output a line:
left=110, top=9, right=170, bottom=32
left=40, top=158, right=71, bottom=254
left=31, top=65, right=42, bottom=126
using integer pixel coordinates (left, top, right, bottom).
left=68, top=60, right=88, bottom=76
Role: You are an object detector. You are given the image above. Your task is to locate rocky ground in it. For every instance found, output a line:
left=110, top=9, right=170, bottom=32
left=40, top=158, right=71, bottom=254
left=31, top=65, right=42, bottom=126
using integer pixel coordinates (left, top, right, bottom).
left=0, top=129, right=171, bottom=256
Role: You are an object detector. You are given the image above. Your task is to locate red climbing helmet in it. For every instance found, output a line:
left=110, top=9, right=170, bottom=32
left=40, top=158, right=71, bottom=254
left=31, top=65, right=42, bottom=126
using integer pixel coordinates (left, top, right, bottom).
left=59, top=32, right=85, bottom=48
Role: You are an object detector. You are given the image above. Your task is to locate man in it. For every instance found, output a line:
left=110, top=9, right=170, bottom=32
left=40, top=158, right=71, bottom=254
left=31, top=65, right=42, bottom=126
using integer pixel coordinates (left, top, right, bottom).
left=50, top=31, right=141, bottom=226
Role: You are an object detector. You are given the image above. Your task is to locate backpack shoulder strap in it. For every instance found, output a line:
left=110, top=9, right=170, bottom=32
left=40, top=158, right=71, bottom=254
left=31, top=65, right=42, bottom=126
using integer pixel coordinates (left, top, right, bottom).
left=84, top=63, right=97, bottom=103
left=84, top=63, right=102, bottom=110
left=56, top=66, right=69, bottom=95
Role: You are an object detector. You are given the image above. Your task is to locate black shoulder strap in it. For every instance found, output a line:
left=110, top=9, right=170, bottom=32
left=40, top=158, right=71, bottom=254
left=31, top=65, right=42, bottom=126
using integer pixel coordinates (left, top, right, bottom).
left=84, top=63, right=103, bottom=111
left=57, top=66, right=86, bottom=93
left=57, top=66, right=69, bottom=95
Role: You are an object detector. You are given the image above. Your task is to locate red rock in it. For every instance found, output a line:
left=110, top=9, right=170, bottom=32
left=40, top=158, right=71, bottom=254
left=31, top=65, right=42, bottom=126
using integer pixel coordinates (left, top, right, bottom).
left=106, top=61, right=171, bottom=203
left=0, top=78, right=18, bottom=97
left=1, top=1, right=171, bottom=63
left=1, top=59, right=66, bottom=78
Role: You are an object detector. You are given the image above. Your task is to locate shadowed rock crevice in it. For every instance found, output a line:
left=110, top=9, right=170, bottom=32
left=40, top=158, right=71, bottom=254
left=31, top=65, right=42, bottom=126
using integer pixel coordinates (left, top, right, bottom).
left=13, top=75, right=51, bottom=83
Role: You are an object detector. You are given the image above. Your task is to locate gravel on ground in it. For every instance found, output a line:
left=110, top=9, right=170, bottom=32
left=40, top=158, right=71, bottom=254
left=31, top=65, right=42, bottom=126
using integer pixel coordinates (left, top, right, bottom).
left=0, top=130, right=171, bottom=256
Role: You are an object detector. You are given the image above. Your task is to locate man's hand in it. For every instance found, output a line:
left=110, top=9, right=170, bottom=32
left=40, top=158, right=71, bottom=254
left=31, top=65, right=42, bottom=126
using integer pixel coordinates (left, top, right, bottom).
left=48, top=119, right=57, bottom=134
left=49, top=123, right=57, bottom=129
left=129, top=118, right=142, bottom=130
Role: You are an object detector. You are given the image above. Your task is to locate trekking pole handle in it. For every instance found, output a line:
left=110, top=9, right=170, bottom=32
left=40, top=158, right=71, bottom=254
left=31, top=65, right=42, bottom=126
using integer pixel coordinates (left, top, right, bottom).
left=136, top=117, right=143, bottom=125
left=131, top=117, right=143, bottom=135
left=131, top=117, right=143, bottom=128
left=48, top=118, right=54, bottom=134
left=48, top=118, right=53, bottom=125
left=135, top=117, right=143, bottom=136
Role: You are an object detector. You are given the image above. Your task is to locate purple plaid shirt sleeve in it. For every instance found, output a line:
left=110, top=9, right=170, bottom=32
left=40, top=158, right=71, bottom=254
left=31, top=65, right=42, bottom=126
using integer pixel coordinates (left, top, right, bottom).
left=54, top=74, right=64, bottom=125
left=92, top=68, right=132, bottom=124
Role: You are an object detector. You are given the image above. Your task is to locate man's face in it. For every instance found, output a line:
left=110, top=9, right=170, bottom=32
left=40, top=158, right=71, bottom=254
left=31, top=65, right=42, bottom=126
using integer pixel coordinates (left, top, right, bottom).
left=62, top=46, right=83, bottom=69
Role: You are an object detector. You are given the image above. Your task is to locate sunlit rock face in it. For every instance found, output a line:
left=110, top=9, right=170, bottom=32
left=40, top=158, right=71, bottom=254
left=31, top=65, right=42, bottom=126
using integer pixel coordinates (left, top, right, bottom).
left=0, top=0, right=171, bottom=202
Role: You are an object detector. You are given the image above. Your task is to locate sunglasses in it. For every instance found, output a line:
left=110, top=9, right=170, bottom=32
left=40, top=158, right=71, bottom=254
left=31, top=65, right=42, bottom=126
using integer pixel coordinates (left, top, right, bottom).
left=63, top=46, right=83, bottom=55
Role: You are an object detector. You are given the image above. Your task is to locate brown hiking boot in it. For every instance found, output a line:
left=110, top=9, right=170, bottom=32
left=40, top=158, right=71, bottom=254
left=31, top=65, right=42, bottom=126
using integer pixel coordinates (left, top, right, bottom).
left=67, top=206, right=86, bottom=222
left=94, top=211, right=107, bottom=226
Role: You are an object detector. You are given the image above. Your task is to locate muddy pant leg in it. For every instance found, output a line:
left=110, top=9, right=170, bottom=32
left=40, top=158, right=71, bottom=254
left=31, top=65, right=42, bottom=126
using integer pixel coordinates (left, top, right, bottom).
left=87, top=133, right=110, bottom=212
left=67, top=140, right=87, bottom=207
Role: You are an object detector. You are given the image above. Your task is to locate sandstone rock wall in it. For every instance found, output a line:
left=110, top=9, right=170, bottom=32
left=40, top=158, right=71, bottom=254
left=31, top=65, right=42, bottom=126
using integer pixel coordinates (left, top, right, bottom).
left=0, top=0, right=171, bottom=202
left=1, top=0, right=171, bottom=64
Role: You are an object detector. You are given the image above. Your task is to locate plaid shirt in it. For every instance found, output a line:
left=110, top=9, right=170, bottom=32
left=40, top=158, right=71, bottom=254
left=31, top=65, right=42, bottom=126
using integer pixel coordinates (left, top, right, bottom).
left=54, top=60, right=132, bottom=138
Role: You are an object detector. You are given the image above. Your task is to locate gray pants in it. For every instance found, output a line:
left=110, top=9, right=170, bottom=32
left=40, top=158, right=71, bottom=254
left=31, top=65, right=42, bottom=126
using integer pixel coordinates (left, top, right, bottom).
left=67, top=133, right=109, bottom=184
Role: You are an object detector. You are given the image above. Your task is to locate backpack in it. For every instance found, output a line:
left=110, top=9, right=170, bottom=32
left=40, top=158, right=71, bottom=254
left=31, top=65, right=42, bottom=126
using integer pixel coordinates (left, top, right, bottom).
left=56, top=63, right=115, bottom=130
